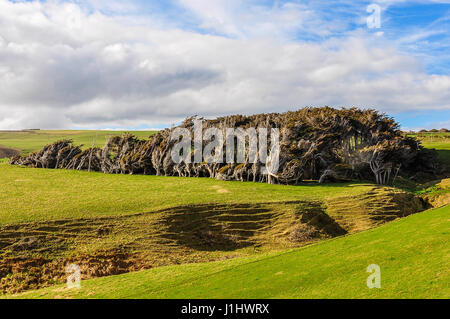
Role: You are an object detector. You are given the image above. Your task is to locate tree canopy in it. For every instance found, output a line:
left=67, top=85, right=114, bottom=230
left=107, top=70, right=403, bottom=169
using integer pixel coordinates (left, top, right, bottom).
left=10, top=107, right=440, bottom=185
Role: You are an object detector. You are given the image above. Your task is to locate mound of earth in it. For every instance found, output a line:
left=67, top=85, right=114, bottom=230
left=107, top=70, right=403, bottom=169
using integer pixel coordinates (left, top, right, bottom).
left=420, top=178, right=450, bottom=208
left=326, top=186, right=427, bottom=233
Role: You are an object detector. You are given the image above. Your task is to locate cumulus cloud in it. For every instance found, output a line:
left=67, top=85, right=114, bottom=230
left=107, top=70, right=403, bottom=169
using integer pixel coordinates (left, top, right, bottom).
left=0, top=0, right=449, bottom=129
left=175, top=0, right=323, bottom=39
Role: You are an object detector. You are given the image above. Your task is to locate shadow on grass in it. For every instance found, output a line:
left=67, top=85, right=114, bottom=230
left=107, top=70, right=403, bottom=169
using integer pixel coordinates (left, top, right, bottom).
left=436, top=150, right=450, bottom=171
left=0, top=145, right=19, bottom=159
left=294, top=181, right=375, bottom=188
left=161, top=204, right=274, bottom=251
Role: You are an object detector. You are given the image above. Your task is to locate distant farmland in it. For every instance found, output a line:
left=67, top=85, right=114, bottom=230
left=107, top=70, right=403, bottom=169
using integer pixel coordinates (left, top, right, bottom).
left=0, top=130, right=156, bottom=155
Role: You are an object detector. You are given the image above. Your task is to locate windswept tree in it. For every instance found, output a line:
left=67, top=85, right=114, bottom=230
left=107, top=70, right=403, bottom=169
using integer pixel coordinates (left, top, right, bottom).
left=10, top=107, right=440, bottom=185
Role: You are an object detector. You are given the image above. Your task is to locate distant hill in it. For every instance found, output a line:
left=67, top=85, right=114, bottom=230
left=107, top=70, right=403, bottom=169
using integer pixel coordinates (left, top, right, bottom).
left=0, top=130, right=156, bottom=155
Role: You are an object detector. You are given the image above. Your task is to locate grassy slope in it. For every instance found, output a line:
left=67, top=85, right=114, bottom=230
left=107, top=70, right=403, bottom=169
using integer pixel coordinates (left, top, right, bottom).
left=0, top=163, right=374, bottom=225
left=0, top=130, right=155, bottom=155
left=8, top=205, right=449, bottom=299
left=0, top=130, right=448, bottom=298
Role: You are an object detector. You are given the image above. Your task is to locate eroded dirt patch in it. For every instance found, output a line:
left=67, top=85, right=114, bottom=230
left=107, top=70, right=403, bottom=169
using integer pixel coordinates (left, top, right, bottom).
left=326, top=186, right=427, bottom=233
left=0, top=249, right=145, bottom=294
left=161, top=201, right=348, bottom=251
left=162, top=204, right=276, bottom=250
left=420, top=178, right=450, bottom=208
left=0, top=201, right=345, bottom=294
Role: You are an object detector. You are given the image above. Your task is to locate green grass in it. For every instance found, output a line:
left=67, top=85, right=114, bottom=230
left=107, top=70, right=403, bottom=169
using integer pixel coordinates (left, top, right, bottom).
left=0, top=130, right=156, bottom=154
left=1, top=130, right=448, bottom=298
left=415, top=132, right=450, bottom=169
left=8, top=204, right=448, bottom=299
left=0, top=159, right=426, bottom=295
left=0, top=163, right=375, bottom=225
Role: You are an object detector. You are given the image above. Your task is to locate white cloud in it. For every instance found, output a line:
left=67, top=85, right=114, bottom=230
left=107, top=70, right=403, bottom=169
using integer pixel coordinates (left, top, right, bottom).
left=176, top=0, right=321, bottom=39
left=0, top=0, right=449, bottom=129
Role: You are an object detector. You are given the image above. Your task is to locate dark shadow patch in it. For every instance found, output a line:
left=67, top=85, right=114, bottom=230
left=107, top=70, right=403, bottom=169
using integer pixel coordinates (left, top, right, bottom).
left=300, top=209, right=348, bottom=237
left=436, top=150, right=450, bottom=172
left=161, top=204, right=275, bottom=251
left=0, top=146, right=20, bottom=159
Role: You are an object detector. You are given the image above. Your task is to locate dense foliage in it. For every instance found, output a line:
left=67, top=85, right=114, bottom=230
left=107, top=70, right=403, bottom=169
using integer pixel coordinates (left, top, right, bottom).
left=10, top=107, right=440, bottom=184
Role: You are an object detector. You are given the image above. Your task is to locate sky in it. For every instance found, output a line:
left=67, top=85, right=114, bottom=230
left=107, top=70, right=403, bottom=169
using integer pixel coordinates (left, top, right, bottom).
left=0, top=0, right=449, bottom=130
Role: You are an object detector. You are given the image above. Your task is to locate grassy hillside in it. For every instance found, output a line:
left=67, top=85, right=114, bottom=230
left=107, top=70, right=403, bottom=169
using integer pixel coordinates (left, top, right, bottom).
left=0, top=161, right=427, bottom=294
left=0, top=130, right=155, bottom=155
left=0, top=163, right=377, bottom=225
left=7, top=204, right=448, bottom=299
left=0, top=130, right=448, bottom=297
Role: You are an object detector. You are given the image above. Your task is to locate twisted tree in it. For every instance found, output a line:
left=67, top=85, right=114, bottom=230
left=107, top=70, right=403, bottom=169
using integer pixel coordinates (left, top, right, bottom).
left=10, top=107, right=440, bottom=185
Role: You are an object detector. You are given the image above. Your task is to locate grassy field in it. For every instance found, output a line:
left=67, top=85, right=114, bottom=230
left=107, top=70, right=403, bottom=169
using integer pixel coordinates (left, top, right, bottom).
left=6, top=204, right=448, bottom=299
left=0, top=130, right=448, bottom=298
left=0, top=159, right=429, bottom=295
left=0, top=163, right=377, bottom=225
left=0, top=130, right=155, bottom=155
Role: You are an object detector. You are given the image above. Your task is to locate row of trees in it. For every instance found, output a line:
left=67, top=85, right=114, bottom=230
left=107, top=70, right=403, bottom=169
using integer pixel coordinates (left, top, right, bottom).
left=10, top=107, right=441, bottom=185
left=418, top=128, right=449, bottom=133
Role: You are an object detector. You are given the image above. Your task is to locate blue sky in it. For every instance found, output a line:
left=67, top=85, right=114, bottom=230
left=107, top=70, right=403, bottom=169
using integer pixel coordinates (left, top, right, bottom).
left=72, top=0, right=450, bottom=72
left=0, top=0, right=449, bottom=130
